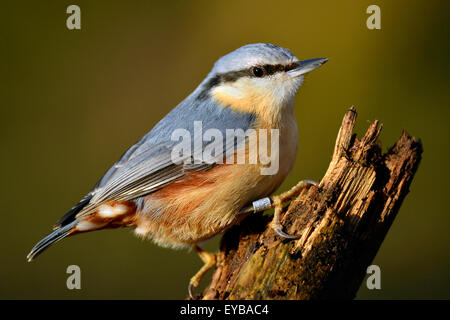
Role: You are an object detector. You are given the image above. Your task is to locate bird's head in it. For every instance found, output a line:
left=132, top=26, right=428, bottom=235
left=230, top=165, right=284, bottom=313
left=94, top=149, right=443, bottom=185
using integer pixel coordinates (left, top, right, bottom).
left=198, top=43, right=327, bottom=123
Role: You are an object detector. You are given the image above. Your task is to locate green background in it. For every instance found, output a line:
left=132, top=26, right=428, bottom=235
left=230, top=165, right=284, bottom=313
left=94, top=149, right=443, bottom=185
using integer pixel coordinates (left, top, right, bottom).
left=1, top=0, right=449, bottom=299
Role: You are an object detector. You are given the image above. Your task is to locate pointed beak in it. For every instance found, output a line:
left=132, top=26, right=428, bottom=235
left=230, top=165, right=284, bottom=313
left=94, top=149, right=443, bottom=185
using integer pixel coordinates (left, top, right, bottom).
left=288, top=58, right=328, bottom=78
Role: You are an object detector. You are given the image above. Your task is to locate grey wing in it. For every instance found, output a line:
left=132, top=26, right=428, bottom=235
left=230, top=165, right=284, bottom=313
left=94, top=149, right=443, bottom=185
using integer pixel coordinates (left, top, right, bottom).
left=75, top=140, right=213, bottom=219
left=54, top=94, right=256, bottom=228
left=86, top=94, right=256, bottom=210
left=55, top=131, right=235, bottom=226
left=54, top=138, right=211, bottom=228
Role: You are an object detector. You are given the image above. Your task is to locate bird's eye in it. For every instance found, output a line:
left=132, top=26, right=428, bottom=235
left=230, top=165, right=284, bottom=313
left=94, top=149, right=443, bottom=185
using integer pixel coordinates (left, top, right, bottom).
left=252, top=67, right=264, bottom=77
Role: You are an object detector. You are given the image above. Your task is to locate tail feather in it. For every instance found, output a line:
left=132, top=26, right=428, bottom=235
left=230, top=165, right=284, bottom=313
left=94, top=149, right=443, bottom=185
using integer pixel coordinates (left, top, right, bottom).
left=54, top=193, right=92, bottom=229
left=27, top=219, right=79, bottom=262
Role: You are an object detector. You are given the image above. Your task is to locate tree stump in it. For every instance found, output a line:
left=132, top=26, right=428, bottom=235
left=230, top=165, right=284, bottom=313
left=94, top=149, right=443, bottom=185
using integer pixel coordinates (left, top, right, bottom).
left=201, top=107, right=423, bottom=300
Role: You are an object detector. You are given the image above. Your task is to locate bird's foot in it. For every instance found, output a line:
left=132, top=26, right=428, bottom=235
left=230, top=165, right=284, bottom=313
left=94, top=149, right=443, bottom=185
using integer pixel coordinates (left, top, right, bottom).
left=188, top=245, right=216, bottom=300
left=270, top=179, right=318, bottom=239
left=244, top=180, right=318, bottom=239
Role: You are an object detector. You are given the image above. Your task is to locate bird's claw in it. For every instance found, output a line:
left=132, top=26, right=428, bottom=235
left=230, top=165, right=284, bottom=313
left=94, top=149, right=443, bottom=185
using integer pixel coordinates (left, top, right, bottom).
left=270, top=203, right=299, bottom=240
left=188, top=282, right=199, bottom=300
left=273, top=227, right=300, bottom=240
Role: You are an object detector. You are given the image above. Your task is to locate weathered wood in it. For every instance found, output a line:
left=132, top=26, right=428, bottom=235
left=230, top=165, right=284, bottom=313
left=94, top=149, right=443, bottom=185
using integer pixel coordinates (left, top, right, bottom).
left=201, top=107, right=422, bottom=300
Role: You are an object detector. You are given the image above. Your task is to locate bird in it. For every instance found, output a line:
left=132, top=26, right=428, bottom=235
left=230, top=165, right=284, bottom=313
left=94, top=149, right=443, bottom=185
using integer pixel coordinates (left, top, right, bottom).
left=27, top=43, right=327, bottom=298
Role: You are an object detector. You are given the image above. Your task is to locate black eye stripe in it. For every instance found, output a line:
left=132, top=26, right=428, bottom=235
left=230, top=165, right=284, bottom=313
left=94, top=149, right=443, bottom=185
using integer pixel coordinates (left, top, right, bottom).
left=263, top=64, right=283, bottom=75
left=219, top=62, right=299, bottom=81
left=197, top=62, right=299, bottom=100
left=284, top=62, right=299, bottom=72
left=259, top=62, right=299, bottom=76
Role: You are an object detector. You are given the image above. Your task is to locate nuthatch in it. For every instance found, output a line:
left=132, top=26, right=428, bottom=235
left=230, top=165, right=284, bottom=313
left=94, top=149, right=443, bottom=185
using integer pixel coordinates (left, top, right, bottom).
left=27, top=43, right=327, bottom=298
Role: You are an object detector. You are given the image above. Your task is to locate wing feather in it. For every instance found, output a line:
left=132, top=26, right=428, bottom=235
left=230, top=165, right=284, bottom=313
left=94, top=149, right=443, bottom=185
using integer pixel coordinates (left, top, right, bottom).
left=56, top=94, right=256, bottom=226
left=74, top=138, right=235, bottom=219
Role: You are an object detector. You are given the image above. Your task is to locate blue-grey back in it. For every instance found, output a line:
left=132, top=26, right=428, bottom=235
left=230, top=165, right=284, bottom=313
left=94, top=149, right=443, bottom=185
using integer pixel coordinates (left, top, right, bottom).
left=89, top=85, right=256, bottom=202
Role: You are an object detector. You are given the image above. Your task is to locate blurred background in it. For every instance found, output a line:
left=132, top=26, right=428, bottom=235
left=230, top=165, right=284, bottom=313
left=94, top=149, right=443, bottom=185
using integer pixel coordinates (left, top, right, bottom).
left=1, top=0, right=449, bottom=299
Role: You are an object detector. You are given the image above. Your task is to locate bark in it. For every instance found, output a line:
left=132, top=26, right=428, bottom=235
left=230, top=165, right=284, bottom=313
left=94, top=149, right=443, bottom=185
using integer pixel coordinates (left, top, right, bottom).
left=201, top=107, right=423, bottom=300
